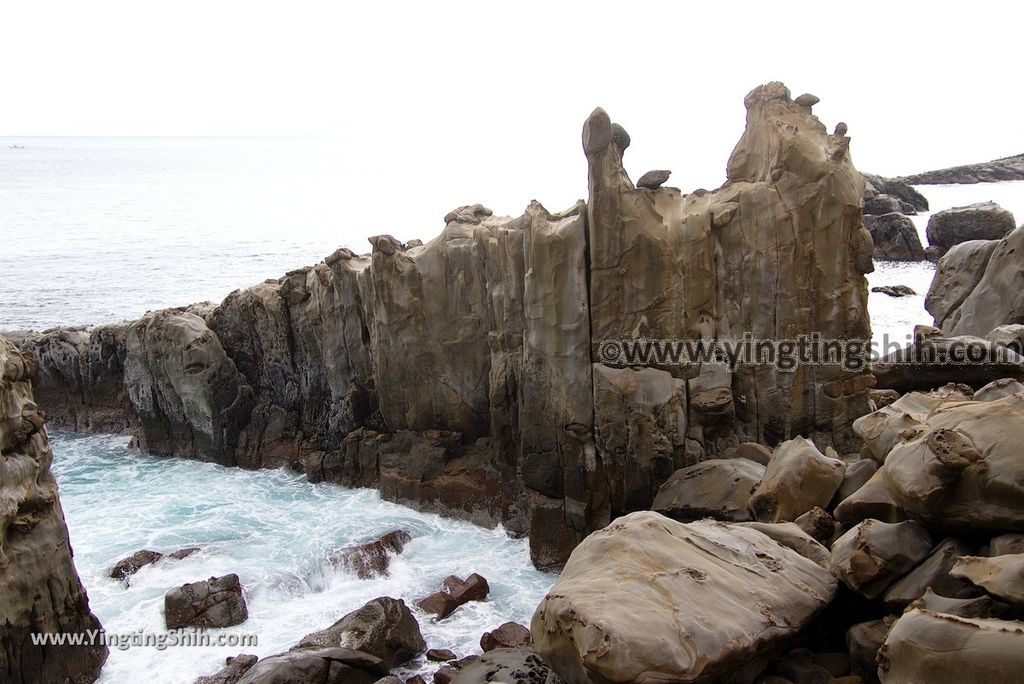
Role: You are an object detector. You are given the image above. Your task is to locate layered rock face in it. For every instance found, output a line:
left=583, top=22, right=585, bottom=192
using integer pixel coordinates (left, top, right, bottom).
left=10, top=83, right=874, bottom=568
left=0, top=336, right=108, bottom=683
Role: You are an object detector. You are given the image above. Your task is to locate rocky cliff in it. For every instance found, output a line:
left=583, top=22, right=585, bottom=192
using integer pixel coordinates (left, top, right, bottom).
left=0, top=336, right=108, bottom=683
left=901, top=152, right=1024, bottom=185
left=9, top=83, right=874, bottom=569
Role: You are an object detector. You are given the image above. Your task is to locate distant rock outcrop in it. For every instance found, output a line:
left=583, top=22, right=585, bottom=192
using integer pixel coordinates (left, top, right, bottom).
left=9, top=83, right=875, bottom=569
left=925, top=201, right=1016, bottom=255
left=0, top=336, right=108, bottom=683
left=900, top=152, right=1024, bottom=185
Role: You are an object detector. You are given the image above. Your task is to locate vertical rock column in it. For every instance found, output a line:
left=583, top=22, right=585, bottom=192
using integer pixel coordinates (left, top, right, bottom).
left=1, top=335, right=108, bottom=683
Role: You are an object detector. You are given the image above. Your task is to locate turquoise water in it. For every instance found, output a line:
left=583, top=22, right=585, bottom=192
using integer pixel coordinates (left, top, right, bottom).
left=51, top=431, right=554, bottom=683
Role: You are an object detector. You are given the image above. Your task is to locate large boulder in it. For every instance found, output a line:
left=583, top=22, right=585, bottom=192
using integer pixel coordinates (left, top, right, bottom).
left=0, top=337, right=109, bottom=683
left=531, top=512, right=837, bottom=684
left=863, top=173, right=929, bottom=212
left=950, top=554, right=1024, bottom=608
left=195, top=654, right=259, bottom=684
left=164, top=574, right=248, bottom=630
left=294, top=597, right=425, bottom=668
left=480, top=622, right=532, bottom=652
left=882, top=538, right=978, bottom=608
left=878, top=609, right=1024, bottom=684
left=926, top=201, right=1016, bottom=253
left=830, top=519, right=933, bottom=599
left=416, top=574, right=490, bottom=620
left=449, top=648, right=557, bottom=684
left=651, top=458, right=764, bottom=522
left=235, top=648, right=388, bottom=684
left=328, top=530, right=411, bottom=579
left=748, top=437, right=845, bottom=523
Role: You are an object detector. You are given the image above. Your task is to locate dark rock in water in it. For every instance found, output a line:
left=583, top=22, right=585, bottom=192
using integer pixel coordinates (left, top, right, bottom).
left=170, top=546, right=201, bottom=560
left=652, top=458, right=764, bottom=522
left=480, top=622, right=532, bottom=652
left=164, top=574, right=248, bottom=629
left=449, top=648, right=556, bottom=684
left=235, top=648, right=388, bottom=684
left=926, top=201, right=1015, bottom=253
left=294, top=596, right=425, bottom=668
left=195, top=654, right=259, bottom=684
left=110, top=549, right=164, bottom=580
left=871, top=285, right=916, bottom=297
left=926, top=227, right=1024, bottom=336
left=0, top=337, right=109, bottom=683
left=417, top=573, right=490, bottom=620
left=863, top=213, right=925, bottom=260
left=433, top=655, right=480, bottom=684
left=900, top=152, right=1024, bottom=185
left=863, top=194, right=904, bottom=216
left=863, top=173, right=929, bottom=213
left=426, top=648, right=458, bottom=662
left=328, top=530, right=412, bottom=579
left=636, top=169, right=671, bottom=189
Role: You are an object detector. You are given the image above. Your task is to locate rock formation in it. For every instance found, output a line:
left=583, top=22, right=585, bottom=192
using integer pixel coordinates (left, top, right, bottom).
left=900, top=152, right=1024, bottom=184
left=294, top=597, right=425, bottom=668
left=925, top=201, right=1016, bottom=255
left=862, top=173, right=929, bottom=214
left=10, top=83, right=875, bottom=569
left=863, top=213, right=926, bottom=260
left=164, top=574, right=248, bottom=630
left=0, top=336, right=108, bottom=683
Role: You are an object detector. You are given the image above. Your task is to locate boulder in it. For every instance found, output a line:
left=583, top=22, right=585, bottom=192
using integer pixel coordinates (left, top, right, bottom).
left=738, top=521, right=832, bottom=567
left=770, top=649, right=835, bottom=684
left=926, top=201, right=1016, bottom=254
left=830, top=520, right=933, bottom=599
left=990, top=533, right=1024, bottom=556
left=794, top=507, right=837, bottom=544
left=294, top=597, right=425, bottom=668
left=878, top=609, right=1024, bottom=684
left=883, top=392, right=1024, bottom=533
left=871, top=285, right=916, bottom=297
left=328, top=530, right=412, bottom=579
left=737, top=441, right=773, bottom=465
left=651, top=458, right=765, bottom=522
left=449, top=648, right=557, bottom=684
left=416, top=574, right=490, bottom=620
left=833, top=467, right=911, bottom=526
left=235, top=648, right=388, bottom=684
left=950, top=554, right=1024, bottom=608
left=0, top=337, right=109, bottom=683
left=882, top=538, right=978, bottom=608
left=165, top=574, right=248, bottom=629
left=426, top=648, right=457, bottom=662
left=195, top=654, right=259, bottom=684
left=987, top=324, right=1024, bottom=352
left=749, top=437, right=845, bottom=523
left=973, top=377, right=1024, bottom=401
left=636, top=169, right=671, bottom=189
left=532, top=512, right=837, bottom=684
left=834, top=459, right=878, bottom=503
left=480, top=622, right=532, bottom=652
left=852, top=386, right=971, bottom=462
left=863, top=194, right=904, bottom=216
left=863, top=173, right=929, bottom=213
left=110, top=549, right=164, bottom=580
left=909, top=587, right=1008, bottom=619
left=846, top=618, right=894, bottom=681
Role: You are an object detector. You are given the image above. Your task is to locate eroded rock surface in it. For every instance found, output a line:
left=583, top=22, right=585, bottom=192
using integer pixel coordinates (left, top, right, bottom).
left=294, top=597, right=425, bottom=668
left=164, top=574, right=248, bottom=630
left=0, top=336, right=109, bottom=683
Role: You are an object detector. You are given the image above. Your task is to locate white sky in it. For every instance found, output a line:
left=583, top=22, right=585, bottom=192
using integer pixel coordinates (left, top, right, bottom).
left=3, top=1, right=1022, bottom=199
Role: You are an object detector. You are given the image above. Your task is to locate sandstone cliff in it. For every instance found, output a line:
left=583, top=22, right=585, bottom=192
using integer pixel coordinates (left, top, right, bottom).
left=10, top=83, right=874, bottom=568
left=0, top=336, right=108, bottom=683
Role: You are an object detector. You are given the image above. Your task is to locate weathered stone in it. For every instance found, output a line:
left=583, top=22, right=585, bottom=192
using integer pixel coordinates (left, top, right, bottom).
left=863, top=195, right=904, bottom=216
left=871, top=285, right=916, bottom=297
left=830, top=519, right=933, bottom=599
left=652, top=458, right=764, bottom=522
left=749, top=437, right=845, bottom=523
left=737, top=441, right=772, bottom=465
left=636, top=169, right=671, bottom=189
left=328, top=530, right=412, bottom=579
left=739, top=521, right=832, bottom=567
left=926, top=202, right=1015, bottom=254
left=195, top=654, right=259, bottom=684
left=846, top=618, right=894, bottom=681
left=950, top=554, right=1024, bottom=608
left=0, top=337, right=109, bottom=683
left=863, top=213, right=925, bottom=260
left=109, top=548, right=164, bottom=580
left=426, top=648, right=457, bottom=662
left=871, top=336, right=1024, bottom=393
left=990, top=533, right=1024, bottom=556
left=882, top=538, right=978, bottom=608
left=862, top=174, right=929, bottom=213
left=164, top=574, right=248, bottom=629
left=901, top=153, right=1024, bottom=185
left=235, top=648, right=388, bottom=684
left=833, top=468, right=911, bottom=525
left=835, top=459, right=878, bottom=504
left=449, top=648, right=555, bottom=684
left=416, top=575, right=489, bottom=620
left=908, top=587, right=1008, bottom=619
left=878, top=609, right=1024, bottom=684
left=294, top=597, right=425, bottom=668
left=480, top=622, right=532, bottom=652
left=794, top=507, right=837, bottom=544
left=973, top=377, right=1024, bottom=401
left=532, top=512, right=836, bottom=684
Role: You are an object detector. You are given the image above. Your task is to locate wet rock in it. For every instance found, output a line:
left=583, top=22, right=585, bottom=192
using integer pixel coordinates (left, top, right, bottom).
left=294, top=597, right=425, bottom=668
left=878, top=609, right=1024, bottom=684
left=480, top=622, right=531, bottom=652
left=328, top=530, right=412, bottom=579
left=195, top=654, right=259, bottom=684
left=863, top=213, right=925, bottom=260
left=433, top=655, right=480, bottom=684
left=636, top=169, right=671, bottom=189
left=882, top=538, right=978, bottom=608
left=749, top=437, right=845, bottom=523
left=830, top=520, right=933, bottom=599
left=846, top=618, right=894, bottom=681
left=171, top=546, right=202, bottom=560
left=652, top=458, right=764, bottom=522
left=235, top=648, right=388, bottom=684
left=0, top=337, right=109, bottom=683
left=950, top=554, right=1024, bottom=608
left=871, top=285, right=916, bottom=297
left=926, top=202, right=1016, bottom=254
left=416, top=574, right=489, bottom=620
left=449, top=648, right=556, bottom=684
left=909, top=587, right=1008, bottom=619
left=110, top=549, right=164, bottom=580
left=532, top=512, right=837, bottom=684
left=165, top=574, right=248, bottom=629
left=426, top=648, right=457, bottom=662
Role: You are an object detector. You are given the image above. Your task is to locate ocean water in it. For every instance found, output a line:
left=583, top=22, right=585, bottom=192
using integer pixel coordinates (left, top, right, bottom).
left=5, top=139, right=1024, bottom=682
left=51, top=432, right=553, bottom=683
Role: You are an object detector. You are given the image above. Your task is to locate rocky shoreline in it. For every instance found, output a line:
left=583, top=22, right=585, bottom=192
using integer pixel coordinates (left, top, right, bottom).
left=5, top=81, right=1024, bottom=683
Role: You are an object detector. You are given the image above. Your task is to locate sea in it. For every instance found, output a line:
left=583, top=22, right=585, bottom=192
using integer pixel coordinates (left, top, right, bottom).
left=2, top=137, right=1023, bottom=682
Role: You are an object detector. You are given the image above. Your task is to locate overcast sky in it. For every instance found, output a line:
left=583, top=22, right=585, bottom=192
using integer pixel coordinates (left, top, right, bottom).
left=3, top=1, right=1021, bottom=208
